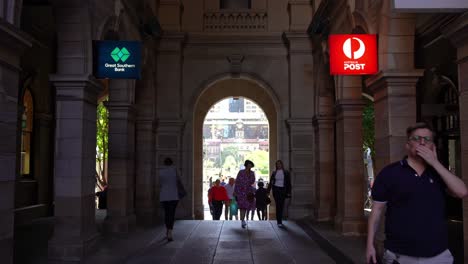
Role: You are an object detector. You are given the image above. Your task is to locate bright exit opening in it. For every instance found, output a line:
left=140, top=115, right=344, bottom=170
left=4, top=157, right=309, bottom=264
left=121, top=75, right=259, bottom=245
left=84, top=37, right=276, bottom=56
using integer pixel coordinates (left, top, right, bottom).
left=202, top=97, right=269, bottom=220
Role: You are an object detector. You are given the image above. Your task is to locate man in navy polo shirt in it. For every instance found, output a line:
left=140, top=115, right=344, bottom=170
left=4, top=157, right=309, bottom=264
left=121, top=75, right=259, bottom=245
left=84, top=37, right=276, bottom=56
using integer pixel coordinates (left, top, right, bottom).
left=366, top=122, right=467, bottom=264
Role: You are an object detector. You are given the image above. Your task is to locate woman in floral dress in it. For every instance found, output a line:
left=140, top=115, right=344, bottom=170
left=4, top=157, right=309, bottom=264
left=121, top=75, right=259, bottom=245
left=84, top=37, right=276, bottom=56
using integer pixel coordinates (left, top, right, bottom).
left=234, top=160, right=256, bottom=228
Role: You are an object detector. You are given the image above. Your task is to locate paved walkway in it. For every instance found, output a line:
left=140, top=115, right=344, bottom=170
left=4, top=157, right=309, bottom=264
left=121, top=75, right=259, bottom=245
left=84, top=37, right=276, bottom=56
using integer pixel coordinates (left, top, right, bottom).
left=86, top=220, right=335, bottom=264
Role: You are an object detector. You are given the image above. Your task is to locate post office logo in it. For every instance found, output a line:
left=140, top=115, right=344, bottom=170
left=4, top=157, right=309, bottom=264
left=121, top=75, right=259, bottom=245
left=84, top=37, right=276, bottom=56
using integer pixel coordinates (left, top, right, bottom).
left=329, top=34, right=378, bottom=75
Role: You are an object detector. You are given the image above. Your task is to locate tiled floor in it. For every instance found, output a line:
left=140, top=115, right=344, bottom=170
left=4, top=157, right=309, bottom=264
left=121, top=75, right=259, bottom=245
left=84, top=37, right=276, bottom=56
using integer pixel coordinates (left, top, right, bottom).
left=86, top=220, right=334, bottom=264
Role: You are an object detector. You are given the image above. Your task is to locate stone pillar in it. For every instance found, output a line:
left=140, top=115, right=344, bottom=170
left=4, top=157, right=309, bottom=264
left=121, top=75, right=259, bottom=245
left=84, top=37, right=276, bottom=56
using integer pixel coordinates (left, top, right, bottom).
left=156, top=32, right=184, bottom=119
left=135, top=119, right=157, bottom=226
left=366, top=71, right=422, bottom=174
left=313, top=115, right=335, bottom=221
left=284, top=32, right=315, bottom=219
left=442, top=13, right=468, bottom=263
left=105, top=79, right=137, bottom=233
left=155, top=119, right=189, bottom=218
left=34, top=113, right=54, bottom=213
left=0, top=20, right=31, bottom=263
left=48, top=75, right=102, bottom=262
left=334, top=98, right=366, bottom=235
left=365, top=71, right=421, bottom=255
left=285, top=119, right=315, bottom=218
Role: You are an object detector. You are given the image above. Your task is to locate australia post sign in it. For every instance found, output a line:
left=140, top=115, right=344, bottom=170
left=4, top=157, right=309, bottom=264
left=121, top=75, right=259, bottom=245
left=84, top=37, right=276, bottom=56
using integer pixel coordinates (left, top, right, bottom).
left=328, top=34, right=378, bottom=75
left=93, top=41, right=142, bottom=79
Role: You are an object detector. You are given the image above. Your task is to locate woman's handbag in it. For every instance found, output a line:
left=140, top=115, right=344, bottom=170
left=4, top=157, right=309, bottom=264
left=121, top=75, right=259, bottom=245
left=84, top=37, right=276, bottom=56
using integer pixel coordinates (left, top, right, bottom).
left=230, top=198, right=238, bottom=215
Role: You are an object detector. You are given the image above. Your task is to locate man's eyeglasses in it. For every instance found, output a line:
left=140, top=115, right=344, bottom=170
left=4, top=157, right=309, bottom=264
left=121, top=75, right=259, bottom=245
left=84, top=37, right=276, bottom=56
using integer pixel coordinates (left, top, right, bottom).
left=408, top=135, right=433, bottom=144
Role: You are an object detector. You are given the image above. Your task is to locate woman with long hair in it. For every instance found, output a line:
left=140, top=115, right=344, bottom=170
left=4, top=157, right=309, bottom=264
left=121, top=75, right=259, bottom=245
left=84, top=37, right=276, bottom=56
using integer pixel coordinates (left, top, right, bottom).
left=267, top=160, right=291, bottom=227
left=234, top=160, right=256, bottom=228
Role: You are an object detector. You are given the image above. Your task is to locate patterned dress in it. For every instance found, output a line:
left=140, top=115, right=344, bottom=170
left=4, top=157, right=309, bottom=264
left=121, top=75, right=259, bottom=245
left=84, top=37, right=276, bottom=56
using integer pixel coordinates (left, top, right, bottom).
left=234, top=169, right=256, bottom=209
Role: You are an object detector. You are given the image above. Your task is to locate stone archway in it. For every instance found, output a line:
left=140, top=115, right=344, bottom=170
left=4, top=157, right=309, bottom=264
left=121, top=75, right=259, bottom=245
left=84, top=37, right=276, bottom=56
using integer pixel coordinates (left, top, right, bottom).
left=192, top=77, right=279, bottom=219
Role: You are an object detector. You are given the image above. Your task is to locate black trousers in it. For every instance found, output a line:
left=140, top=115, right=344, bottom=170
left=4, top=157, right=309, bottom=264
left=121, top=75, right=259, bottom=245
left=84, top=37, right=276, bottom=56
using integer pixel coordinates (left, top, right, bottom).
left=162, top=200, right=179, bottom=229
left=212, top=200, right=223, bottom=220
left=272, top=186, right=287, bottom=224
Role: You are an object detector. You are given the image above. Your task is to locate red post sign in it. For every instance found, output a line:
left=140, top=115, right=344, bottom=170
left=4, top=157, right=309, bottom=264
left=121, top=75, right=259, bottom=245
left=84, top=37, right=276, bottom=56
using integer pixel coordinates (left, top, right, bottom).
left=328, top=34, right=378, bottom=75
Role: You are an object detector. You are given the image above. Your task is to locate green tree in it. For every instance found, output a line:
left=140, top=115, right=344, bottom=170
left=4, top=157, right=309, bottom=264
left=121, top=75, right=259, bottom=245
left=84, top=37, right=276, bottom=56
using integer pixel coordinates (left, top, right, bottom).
left=221, top=146, right=241, bottom=166
left=245, top=150, right=269, bottom=176
left=362, top=98, right=375, bottom=156
left=96, top=99, right=109, bottom=191
left=222, top=155, right=238, bottom=176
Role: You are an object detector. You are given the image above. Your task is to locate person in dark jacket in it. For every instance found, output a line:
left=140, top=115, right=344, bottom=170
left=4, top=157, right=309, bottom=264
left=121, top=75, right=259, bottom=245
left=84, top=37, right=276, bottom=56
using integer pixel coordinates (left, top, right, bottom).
left=267, top=160, right=292, bottom=227
left=255, top=181, right=269, bottom=220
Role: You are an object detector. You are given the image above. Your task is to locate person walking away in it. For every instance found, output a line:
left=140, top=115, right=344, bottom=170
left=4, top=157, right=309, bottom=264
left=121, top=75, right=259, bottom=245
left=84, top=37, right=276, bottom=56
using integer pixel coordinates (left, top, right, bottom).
left=224, top=177, right=237, bottom=220
left=268, top=160, right=292, bottom=227
left=234, top=160, right=256, bottom=228
left=255, top=181, right=269, bottom=220
left=209, top=179, right=230, bottom=220
left=366, top=123, right=468, bottom=264
left=159, top=157, right=184, bottom=242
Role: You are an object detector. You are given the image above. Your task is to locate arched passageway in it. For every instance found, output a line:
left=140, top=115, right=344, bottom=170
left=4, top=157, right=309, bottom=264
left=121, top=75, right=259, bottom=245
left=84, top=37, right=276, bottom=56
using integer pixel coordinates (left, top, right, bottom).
left=192, top=77, right=279, bottom=219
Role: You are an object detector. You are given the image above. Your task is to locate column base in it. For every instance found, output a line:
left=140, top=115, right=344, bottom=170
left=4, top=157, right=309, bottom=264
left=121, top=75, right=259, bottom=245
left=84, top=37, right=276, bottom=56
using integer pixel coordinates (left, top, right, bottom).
left=334, top=217, right=366, bottom=236
left=104, top=214, right=136, bottom=233
left=194, top=204, right=204, bottom=220
left=48, top=233, right=100, bottom=263
left=314, top=206, right=334, bottom=221
left=288, top=204, right=313, bottom=220
left=136, top=209, right=158, bottom=227
left=0, top=237, right=13, bottom=264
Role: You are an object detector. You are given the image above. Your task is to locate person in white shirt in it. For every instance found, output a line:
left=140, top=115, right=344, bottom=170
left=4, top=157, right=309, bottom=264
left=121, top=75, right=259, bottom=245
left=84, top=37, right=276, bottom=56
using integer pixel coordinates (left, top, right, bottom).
left=223, top=177, right=238, bottom=220
left=267, top=160, right=292, bottom=227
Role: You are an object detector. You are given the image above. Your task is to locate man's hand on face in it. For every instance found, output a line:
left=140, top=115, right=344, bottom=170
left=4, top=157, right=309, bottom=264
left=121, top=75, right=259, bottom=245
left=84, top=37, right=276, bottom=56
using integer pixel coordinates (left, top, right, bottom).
left=416, top=144, right=438, bottom=166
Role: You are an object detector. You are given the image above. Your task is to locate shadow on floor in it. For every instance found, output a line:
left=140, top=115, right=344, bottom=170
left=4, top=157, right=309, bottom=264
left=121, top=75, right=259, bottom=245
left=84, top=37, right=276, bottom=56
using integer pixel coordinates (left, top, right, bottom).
left=299, top=218, right=464, bottom=264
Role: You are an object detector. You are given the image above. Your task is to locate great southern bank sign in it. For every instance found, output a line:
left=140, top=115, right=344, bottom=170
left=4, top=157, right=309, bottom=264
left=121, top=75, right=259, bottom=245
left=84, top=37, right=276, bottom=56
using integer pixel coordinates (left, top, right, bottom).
left=93, top=41, right=142, bottom=79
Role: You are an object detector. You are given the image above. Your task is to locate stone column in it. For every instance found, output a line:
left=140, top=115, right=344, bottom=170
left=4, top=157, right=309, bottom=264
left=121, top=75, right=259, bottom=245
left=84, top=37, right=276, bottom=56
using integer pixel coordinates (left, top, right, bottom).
left=48, top=75, right=102, bottom=262
left=285, top=119, right=315, bottom=218
left=365, top=71, right=421, bottom=255
left=155, top=119, right=189, bottom=218
left=313, top=114, right=335, bottom=221
left=366, top=71, right=422, bottom=174
left=284, top=32, right=315, bottom=219
left=334, top=75, right=366, bottom=235
left=135, top=119, right=157, bottom=226
left=34, top=113, right=54, bottom=213
left=105, top=79, right=137, bottom=233
left=334, top=99, right=366, bottom=235
left=442, top=13, right=468, bottom=263
left=0, top=20, right=31, bottom=263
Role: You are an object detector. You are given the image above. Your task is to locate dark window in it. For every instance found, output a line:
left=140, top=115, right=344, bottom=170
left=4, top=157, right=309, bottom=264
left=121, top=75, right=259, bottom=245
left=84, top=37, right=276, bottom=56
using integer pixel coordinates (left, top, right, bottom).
left=21, top=89, right=33, bottom=176
left=229, top=98, right=245, bottom=112
left=220, top=0, right=251, bottom=9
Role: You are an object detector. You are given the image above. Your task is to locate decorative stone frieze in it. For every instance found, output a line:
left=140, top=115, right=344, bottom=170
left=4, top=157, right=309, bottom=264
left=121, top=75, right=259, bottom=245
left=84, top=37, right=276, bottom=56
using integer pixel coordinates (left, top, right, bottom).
left=204, top=11, right=268, bottom=32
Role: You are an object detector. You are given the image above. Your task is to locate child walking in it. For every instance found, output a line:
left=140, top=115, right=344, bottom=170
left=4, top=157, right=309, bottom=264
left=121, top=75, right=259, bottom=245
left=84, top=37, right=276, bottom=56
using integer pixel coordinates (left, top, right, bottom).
left=255, top=181, right=269, bottom=220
